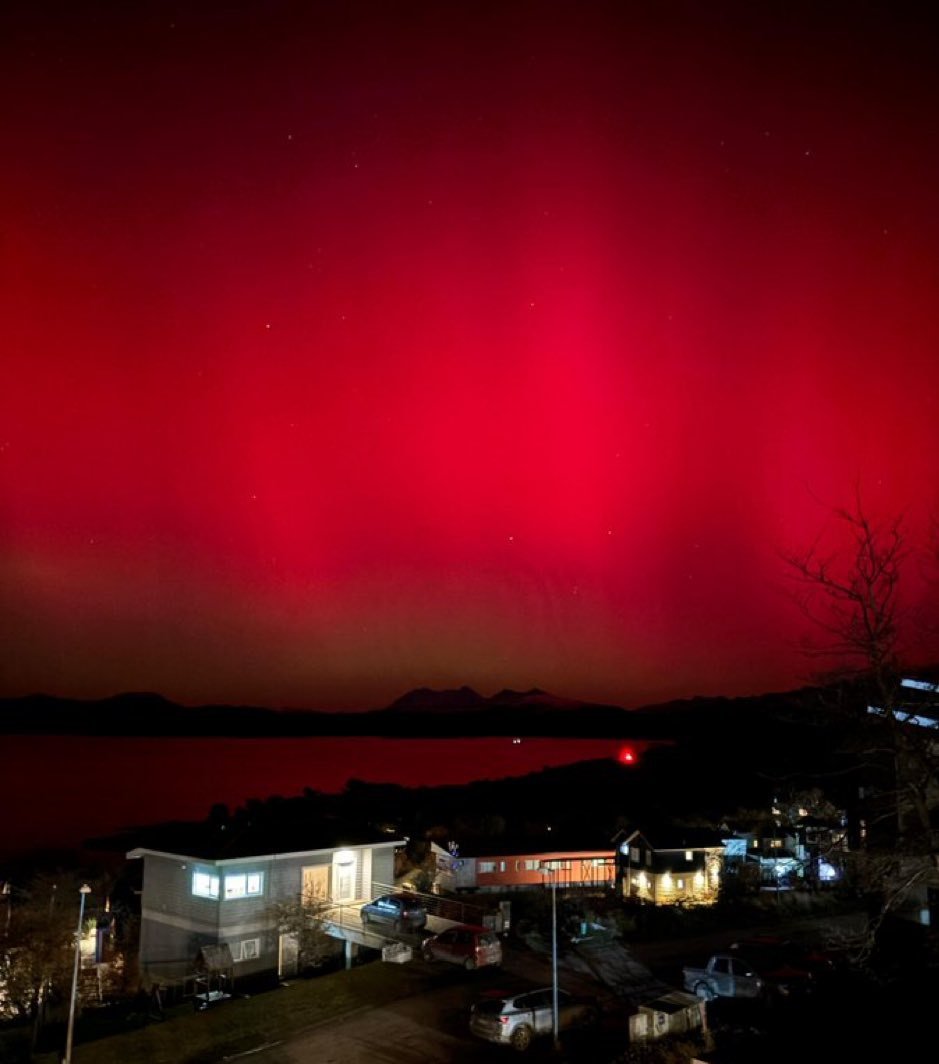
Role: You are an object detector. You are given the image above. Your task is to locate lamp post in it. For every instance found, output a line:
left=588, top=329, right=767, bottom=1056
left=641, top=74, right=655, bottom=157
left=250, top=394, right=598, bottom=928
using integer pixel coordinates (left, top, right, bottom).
left=539, top=864, right=560, bottom=1052
left=64, top=884, right=91, bottom=1064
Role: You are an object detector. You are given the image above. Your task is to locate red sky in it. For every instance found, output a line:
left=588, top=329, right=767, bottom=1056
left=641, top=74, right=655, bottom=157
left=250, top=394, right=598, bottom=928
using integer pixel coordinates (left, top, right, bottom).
left=2, top=1, right=938, bottom=712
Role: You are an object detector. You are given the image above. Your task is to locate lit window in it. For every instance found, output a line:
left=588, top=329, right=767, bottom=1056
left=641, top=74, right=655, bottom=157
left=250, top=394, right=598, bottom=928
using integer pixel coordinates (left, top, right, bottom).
left=499, top=861, right=506, bottom=872
left=479, top=861, right=496, bottom=873
left=192, top=872, right=219, bottom=899
left=685, top=850, right=693, bottom=861
left=525, top=860, right=540, bottom=871
left=224, top=873, right=264, bottom=899
left=677, top=878, right=684, bottom=889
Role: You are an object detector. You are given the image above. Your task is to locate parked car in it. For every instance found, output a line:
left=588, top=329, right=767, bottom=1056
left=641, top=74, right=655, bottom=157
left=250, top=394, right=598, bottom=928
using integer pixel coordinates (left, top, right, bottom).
left=684, top=938, right=835, bottom=1003
left=469, top=986, right=599, bottom=1051
left=359, top=893, right=427, bottom=932
left=682, top=952, right=765, bottom=1002
left=421, top=923, right=502, bottom=970
left=729, top=935, right=837, bottom=994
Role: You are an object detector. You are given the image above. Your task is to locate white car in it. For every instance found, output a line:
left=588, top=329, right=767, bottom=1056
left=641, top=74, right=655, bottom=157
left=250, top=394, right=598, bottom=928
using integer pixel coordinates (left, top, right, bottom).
left=469, top=986, right=599, bottom=1051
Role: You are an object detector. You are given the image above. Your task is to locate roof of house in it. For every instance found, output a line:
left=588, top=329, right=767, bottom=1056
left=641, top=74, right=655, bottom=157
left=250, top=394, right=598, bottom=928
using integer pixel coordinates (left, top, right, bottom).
left=615, top=825, right=725, bottom=851
left=125, top=813, right=403, bottom=861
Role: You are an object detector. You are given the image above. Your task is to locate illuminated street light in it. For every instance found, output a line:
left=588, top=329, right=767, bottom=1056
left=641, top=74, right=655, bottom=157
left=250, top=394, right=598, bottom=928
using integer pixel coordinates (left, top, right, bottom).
left=64, top=884, right=91, bottom=1064
left=539, top=863, right=560, bottom=1052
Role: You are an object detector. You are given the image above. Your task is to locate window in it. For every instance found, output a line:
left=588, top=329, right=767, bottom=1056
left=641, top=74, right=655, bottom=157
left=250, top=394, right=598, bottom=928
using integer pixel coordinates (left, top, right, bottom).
left=499, top=860, right=506, bottom=872
left=231, top=938, right=260, bottom=963
left=224, top=872, right=264, bottom=899
left=479, top=861, right=496, bottom=873
left=685, top=850, right=693, bottom=861
left=524, top=859, right=540, bottom=871
left=192, top=872, right=219, bottom=899
left=645, top=851, right=652, bottom=866
left=630, top=846, right=640, bottom=863
left=677, top=878, right=685, bottom=889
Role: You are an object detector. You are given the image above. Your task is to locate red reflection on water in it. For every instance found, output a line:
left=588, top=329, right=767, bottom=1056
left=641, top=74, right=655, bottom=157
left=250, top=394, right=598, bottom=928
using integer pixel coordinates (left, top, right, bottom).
left=0, top=735, right=656, bottom=857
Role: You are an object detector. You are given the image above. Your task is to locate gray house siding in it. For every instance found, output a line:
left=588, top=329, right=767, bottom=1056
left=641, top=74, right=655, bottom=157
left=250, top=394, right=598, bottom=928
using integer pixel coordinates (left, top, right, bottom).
left=131, top=841, right=402, bottom=985
left=138, top=853, right=224, bottom=983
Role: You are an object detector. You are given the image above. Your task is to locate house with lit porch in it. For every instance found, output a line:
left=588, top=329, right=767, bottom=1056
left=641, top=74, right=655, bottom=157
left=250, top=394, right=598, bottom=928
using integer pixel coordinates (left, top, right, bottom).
left=127, top=816, right=404, bottom=986
left=614, top=826, right=724, bottom=905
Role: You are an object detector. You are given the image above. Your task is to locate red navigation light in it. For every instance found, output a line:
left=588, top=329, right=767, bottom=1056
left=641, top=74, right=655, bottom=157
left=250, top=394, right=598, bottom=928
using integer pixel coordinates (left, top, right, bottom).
left=617, top=745, right=637, bottom=765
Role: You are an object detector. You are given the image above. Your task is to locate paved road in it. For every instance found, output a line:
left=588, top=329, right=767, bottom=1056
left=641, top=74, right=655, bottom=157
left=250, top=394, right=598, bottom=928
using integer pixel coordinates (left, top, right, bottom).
left=227, top=939, right=638, bottom=1064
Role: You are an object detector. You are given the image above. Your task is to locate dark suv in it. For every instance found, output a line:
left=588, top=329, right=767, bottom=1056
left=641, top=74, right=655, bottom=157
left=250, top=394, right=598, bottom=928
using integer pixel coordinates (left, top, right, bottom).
left=359, top=893, right=427, bottom=933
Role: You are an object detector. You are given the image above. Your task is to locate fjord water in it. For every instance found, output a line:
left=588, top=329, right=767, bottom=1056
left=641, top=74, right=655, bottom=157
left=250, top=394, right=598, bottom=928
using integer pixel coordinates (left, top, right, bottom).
left=0, top=734, right=637, bottom=857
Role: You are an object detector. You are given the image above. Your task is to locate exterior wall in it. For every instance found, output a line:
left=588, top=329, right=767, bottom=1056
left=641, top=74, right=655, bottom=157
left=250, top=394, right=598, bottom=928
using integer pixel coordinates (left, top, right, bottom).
left=138, top=853, right=225, bottom=985
left=471, top=851, right=616, bottom=892
left=453, top=857, right=478, bottom=891
left=368, top=845, right=393, bottom=895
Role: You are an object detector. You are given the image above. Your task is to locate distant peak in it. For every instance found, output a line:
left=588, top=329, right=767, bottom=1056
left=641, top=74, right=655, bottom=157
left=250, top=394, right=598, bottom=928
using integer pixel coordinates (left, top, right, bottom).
left=386, top=687, right=486, bottom=712
left=103, top=691, right=175, bottom=706
left=490, top=688, right=584, bottom=709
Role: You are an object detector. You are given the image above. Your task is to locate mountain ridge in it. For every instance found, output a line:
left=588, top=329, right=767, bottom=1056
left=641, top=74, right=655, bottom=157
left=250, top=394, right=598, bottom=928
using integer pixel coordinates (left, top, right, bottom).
left=0, top=683, right=830, bottom=739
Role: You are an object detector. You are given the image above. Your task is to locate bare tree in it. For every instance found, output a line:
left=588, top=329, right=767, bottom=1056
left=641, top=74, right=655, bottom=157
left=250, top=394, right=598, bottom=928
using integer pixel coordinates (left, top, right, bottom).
left=265, top=897, right=337, bottom=974
left=782, top=494, right=939, bottom=965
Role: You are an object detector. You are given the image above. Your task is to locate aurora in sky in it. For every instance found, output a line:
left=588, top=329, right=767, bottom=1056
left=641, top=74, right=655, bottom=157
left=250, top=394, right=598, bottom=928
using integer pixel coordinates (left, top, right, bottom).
left=3, top=1, right=938, bottom=713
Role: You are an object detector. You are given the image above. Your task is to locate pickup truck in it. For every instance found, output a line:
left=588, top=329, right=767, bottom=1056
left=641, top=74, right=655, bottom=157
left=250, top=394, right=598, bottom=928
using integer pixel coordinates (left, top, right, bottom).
left=682, top=952, right=766, bottom=1002
left=683, top=938, right=830, bottom=1003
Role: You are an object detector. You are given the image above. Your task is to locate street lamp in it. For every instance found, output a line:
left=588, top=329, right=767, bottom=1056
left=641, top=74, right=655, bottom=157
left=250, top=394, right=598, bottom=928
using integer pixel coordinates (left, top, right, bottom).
left=539, top=863, right=560, bottom=1052
left=64, top=884, right=91, bottom=1064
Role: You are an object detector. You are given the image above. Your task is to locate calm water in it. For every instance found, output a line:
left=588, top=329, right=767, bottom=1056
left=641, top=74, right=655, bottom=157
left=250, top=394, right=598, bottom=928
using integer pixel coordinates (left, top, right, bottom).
left=0, top=734, right=644, bottom=857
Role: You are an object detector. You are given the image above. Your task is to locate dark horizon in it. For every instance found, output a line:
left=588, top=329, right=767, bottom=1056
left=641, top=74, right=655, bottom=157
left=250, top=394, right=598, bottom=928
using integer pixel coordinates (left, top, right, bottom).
left=0, top=674, right=872, bottom=739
